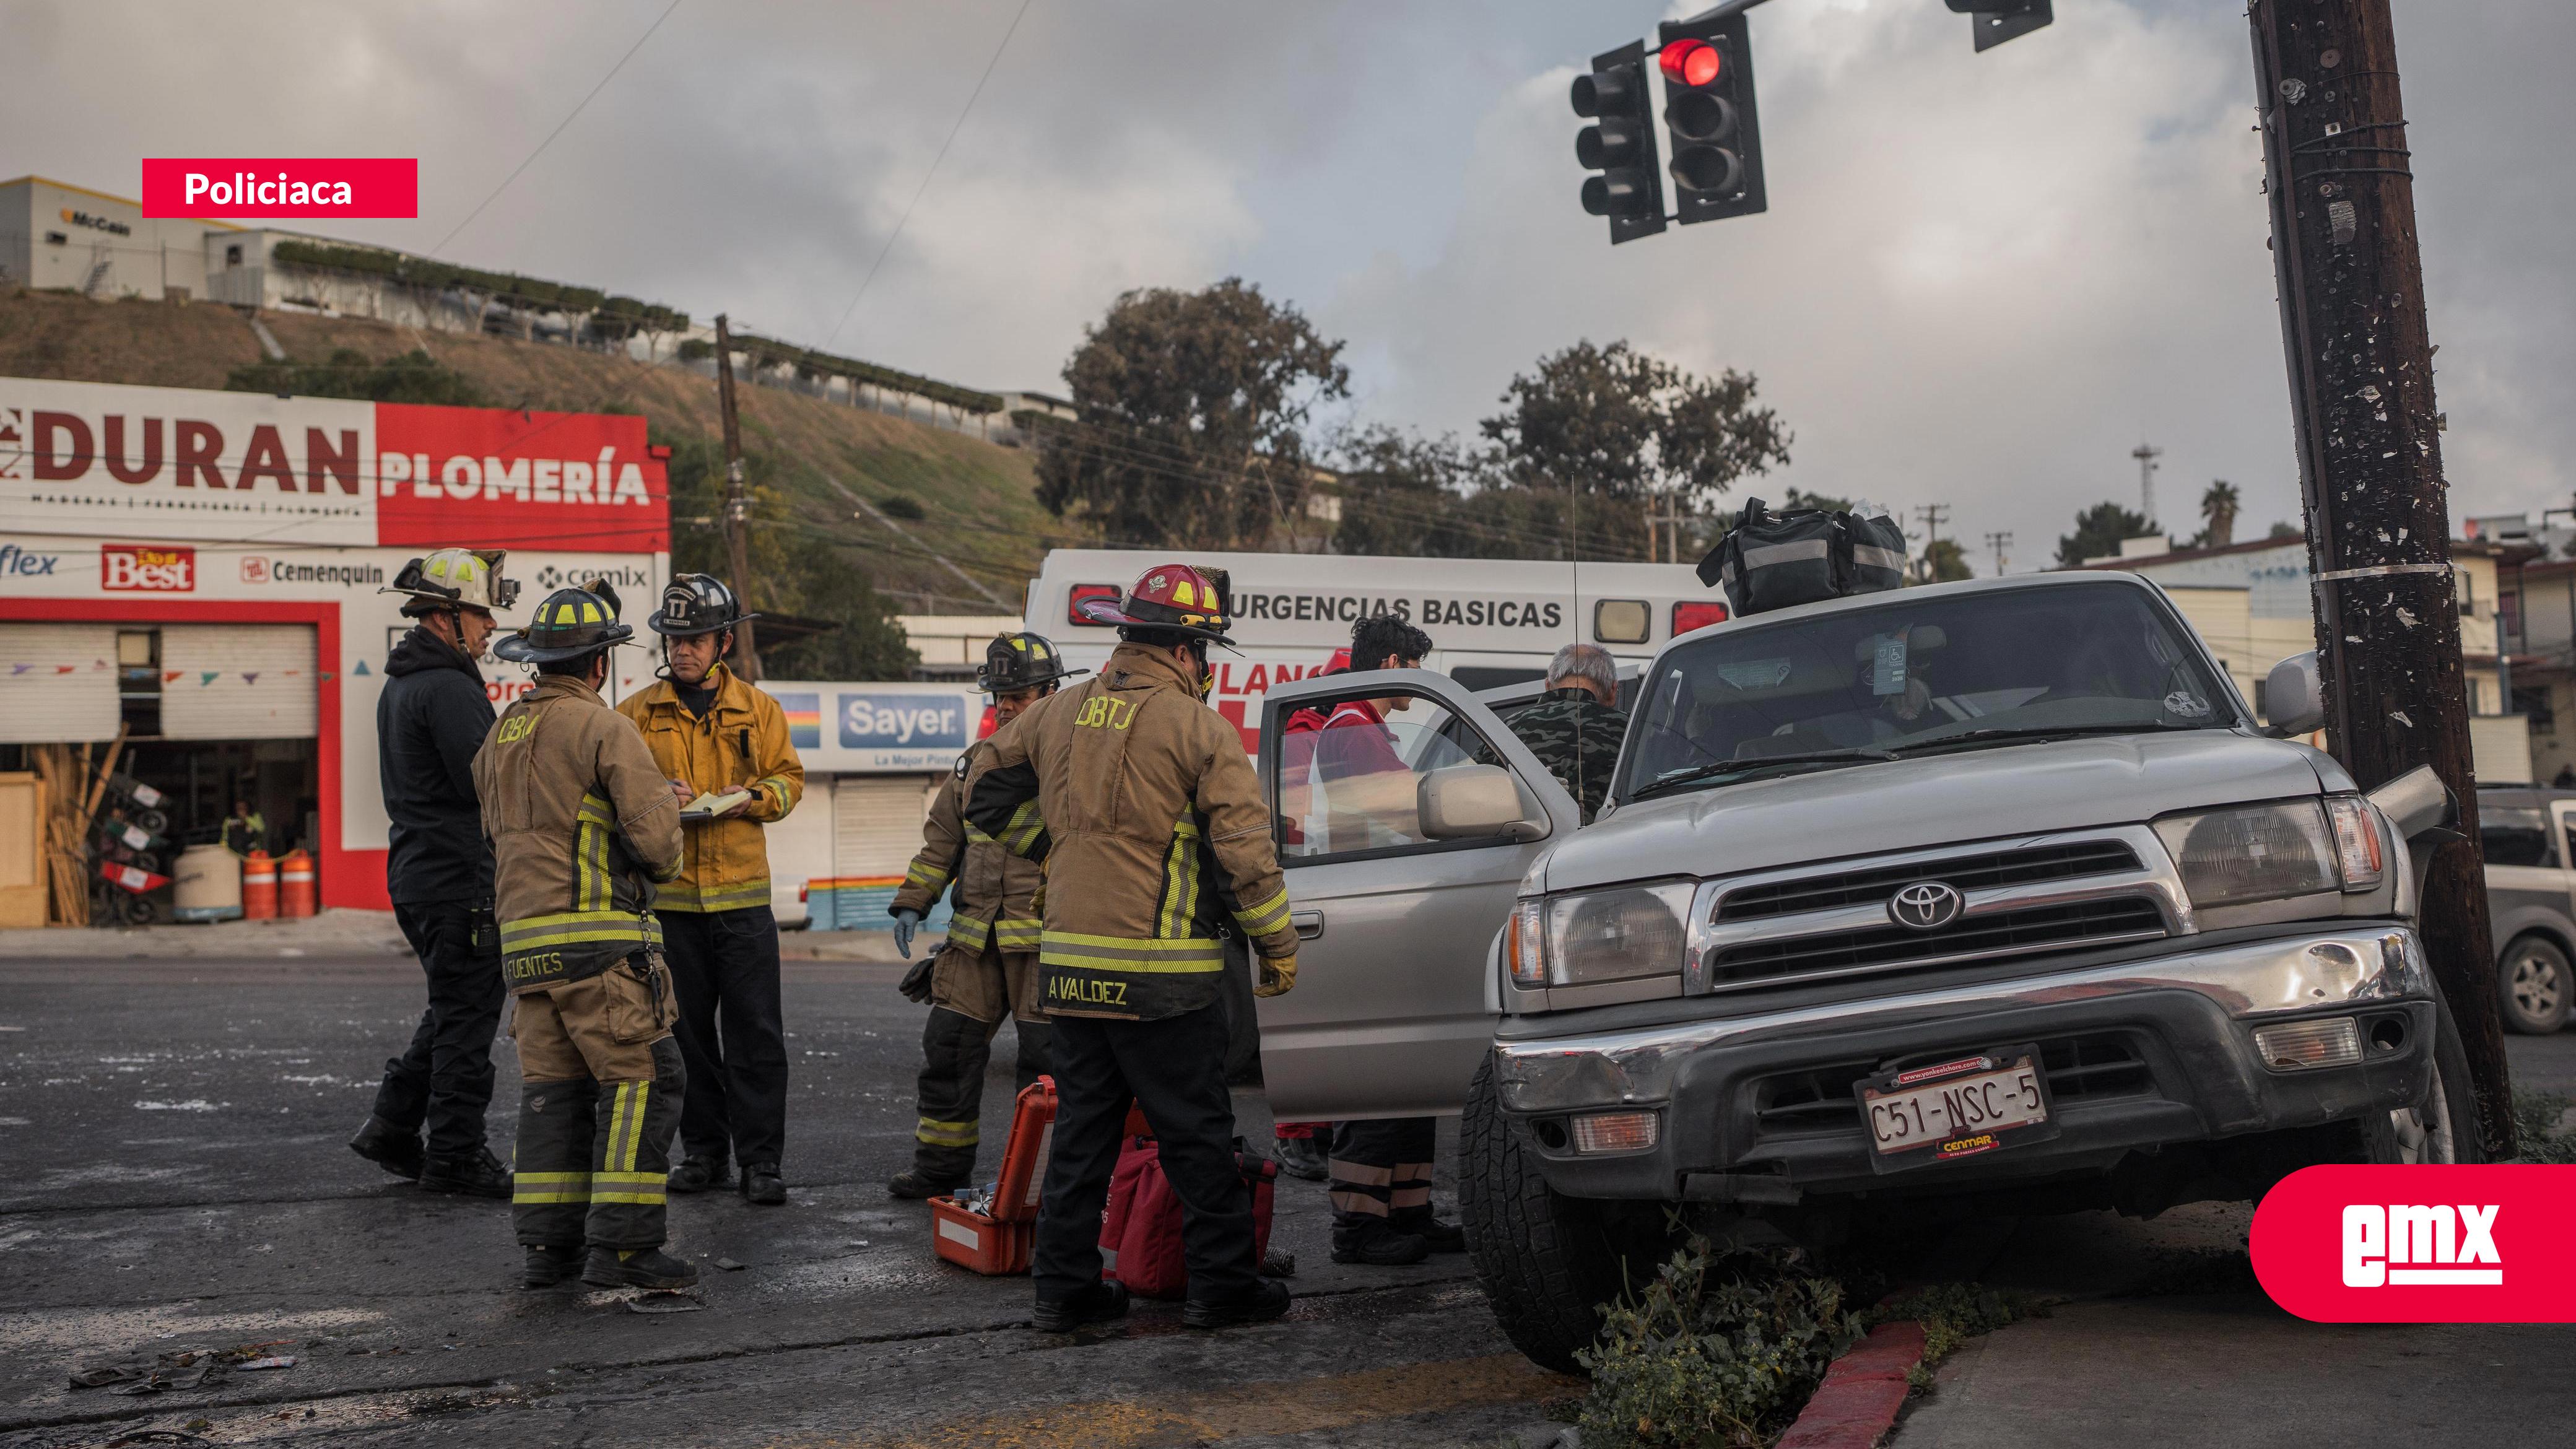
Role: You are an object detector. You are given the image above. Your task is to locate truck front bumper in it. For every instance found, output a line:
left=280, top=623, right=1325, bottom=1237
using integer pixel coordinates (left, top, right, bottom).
left=1490, top=925, right=2435, bottom=1201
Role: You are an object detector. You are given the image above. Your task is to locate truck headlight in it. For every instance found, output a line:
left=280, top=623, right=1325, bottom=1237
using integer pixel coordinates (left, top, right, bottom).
left=2153, top=801, right=2341, bottom=907
left=1522, top=881, right=1695, bottom=986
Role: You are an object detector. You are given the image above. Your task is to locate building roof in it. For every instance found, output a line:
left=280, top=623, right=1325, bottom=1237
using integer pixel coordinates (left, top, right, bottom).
left=0, top=174, right=245, bottom=231
left=2073, top=534, right=2305, bottom=570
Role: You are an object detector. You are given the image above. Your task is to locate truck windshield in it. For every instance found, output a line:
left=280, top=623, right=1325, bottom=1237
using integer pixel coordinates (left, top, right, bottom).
left=1621, top=582, right=2241, bottom=800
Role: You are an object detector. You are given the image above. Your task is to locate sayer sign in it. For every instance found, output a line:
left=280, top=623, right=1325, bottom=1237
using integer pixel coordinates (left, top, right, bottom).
left=0, top=378, right=666, bottom=552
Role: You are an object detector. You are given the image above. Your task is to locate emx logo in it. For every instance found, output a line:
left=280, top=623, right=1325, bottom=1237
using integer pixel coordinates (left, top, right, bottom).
left=2253, top=1165, right=2570, bottom=1321
left=102, top=544, right=195, bottom=592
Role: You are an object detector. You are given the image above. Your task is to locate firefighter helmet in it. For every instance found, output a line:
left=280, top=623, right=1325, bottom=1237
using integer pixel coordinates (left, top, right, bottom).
left=493, top=582, right=633, bottom=665
left=977, top=632, right=1086, bottom=694
left=646, top=573, right=757, bottom=638
left=1076, top=564, right=1235, bottom=644
left=383, top=548, right=518, bottom=616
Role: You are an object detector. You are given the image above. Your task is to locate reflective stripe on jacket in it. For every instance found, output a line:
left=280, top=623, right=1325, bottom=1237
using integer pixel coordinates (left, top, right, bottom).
left=616, top=663, right=804, bottom=913
left=964, top=643, right=1294, bottom=1021
left=890, top=737, right=1045, bottom=954
left=473, top=673, right=684, bottom=990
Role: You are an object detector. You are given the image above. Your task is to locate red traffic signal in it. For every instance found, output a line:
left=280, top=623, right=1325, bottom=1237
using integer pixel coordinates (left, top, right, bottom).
left=1658, top=39, right=1722, bottom=89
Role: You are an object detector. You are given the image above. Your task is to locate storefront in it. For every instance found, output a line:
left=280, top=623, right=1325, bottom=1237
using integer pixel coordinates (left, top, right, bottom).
left=0, top=375, right=669, bottom=915
left=752, top=681, right=986, bottom=931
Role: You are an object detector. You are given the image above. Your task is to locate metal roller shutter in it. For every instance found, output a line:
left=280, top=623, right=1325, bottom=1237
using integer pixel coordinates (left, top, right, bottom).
left=0, top=624, right=119, bottom=742
left=832, top=774, right=938, bottom=879
left=158, top=624, right=317, bottom=740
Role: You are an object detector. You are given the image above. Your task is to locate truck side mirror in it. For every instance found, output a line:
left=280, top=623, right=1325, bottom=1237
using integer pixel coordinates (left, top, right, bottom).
left=1419, top=764, right=1546, bottom=843
left=2261, top=651, right=2326, bottom=738
left=2367, top=763, right=2456, bottom=842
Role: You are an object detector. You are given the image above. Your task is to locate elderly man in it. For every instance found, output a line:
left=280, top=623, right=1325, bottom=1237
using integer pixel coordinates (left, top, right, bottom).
left=1502, top=642, right=1630, bottom=824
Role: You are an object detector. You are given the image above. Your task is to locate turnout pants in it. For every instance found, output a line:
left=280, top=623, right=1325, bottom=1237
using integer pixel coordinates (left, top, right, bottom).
left=370, top=900, right=505, bottom=1159
left=1329, top=1117, right=1438, bottom=1249
left=1033, top=1004, right=1258, bottom=1307
left=910, top=936, right=1051, bottom=1182
left=661, top=905, right=789, bottom=1171
left=510, top=955, right=687, bottom=1250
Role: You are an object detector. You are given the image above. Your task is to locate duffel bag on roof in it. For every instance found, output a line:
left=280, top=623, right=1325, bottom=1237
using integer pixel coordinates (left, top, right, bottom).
left=1697, top=498, right=1908, bottom=617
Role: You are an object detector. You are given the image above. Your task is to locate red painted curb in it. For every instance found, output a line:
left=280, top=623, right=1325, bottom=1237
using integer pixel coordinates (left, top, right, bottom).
left=1775, top=1320, right=1926, bottom=1449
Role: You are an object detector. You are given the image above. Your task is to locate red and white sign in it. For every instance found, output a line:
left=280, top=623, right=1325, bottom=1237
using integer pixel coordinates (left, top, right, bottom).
left=2252, top=1164, right=2576, bottom=1321
left=139, top=158, right=419, bottom=219
left=0, top=379, right=666, bottom=553
left=100, top=543, right=194, bottom=592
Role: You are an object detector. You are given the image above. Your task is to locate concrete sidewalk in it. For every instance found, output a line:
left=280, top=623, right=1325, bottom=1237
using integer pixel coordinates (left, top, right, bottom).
left=0, top=908, right=905, bottom=963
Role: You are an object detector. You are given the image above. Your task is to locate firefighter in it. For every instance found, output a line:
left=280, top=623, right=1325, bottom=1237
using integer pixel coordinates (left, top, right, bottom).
left=965, top=564, right=1300, bottom=1333
left=350, top=547, right=519, bottom=1199
left=885, top=632, right=1084, bottom=1199
left=476, top=581, right=694, bottom=1290
left=618, top=575, right=805, bottom=1208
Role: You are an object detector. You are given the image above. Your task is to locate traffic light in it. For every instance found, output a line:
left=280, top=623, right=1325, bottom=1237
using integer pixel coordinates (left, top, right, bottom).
left=1946, top=0, right=2053, bottom=53
left=1655, top=14, right=1764, bottom=225
left=1571, top=41, right=1665, bottom=245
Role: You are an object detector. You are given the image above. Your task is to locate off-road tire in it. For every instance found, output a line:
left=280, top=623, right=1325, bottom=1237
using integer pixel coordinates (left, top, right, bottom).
left=2497, top=934, right=2572, bottom=1036
left=2361, top=991, right=2484, bottom=1164
left=1459, top=1056, right=1668, bottom=1375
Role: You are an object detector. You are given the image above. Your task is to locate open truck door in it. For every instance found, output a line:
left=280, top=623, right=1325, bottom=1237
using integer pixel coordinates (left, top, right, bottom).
left=1255, top=668, right=1581, bottom=1121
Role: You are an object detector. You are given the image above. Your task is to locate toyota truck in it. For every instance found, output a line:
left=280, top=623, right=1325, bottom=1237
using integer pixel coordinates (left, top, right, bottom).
left=1253, top=570, right=2473, bottom=1372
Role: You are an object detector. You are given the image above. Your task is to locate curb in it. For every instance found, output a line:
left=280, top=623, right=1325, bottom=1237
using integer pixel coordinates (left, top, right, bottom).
left=1775, top=1320, right=1926, bottom=1449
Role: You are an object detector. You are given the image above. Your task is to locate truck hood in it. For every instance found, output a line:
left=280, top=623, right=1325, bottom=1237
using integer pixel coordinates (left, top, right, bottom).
left=1546, top=731, right=2329, bottom=893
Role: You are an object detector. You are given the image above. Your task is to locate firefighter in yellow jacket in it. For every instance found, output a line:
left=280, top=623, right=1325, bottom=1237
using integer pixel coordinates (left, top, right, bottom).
left=616, top=575, right=804, bottom=1207
left=965, top=564, right=1299, bottom=1333
left=885, top=632, right=1084, bottom=1199
left=474, top=581, right=692, bottom=1290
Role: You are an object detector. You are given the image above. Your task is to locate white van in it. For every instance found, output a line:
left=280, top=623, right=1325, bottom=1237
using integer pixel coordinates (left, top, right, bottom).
left=1024, top=549, right=1725, bottom=749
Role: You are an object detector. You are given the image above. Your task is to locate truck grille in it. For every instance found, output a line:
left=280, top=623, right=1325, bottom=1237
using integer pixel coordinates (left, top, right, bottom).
left=1716, top=840, right=2142, bottom=923
left=1706, top=897, right=2167, bottom=986
left=1752, top=1033, right=2156, bottom=1135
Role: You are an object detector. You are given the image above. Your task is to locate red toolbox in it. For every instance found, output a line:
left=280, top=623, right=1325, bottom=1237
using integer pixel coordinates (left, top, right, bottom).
left=928, top=1080, right=1154, bottom=1276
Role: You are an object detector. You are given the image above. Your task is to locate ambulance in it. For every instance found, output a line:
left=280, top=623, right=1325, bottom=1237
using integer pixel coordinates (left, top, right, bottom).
left=1023, top=549, right=1726, bottom=751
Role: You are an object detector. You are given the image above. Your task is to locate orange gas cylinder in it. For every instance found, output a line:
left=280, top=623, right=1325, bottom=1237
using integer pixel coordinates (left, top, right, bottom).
left=278, top=850, right=316, bottom=918
left=241, top=850, right=277, bottom=920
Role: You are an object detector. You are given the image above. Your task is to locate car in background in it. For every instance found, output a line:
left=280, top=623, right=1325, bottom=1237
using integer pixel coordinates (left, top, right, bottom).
left=2476, top=784, right=2576, bottom=1033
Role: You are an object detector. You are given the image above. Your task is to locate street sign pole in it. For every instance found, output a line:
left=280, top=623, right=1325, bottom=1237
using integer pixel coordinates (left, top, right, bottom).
left=2249, top=0, right=2511, bottom=1152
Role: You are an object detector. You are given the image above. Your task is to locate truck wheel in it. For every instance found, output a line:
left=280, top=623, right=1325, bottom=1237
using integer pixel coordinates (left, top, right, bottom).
left=1460, top=1056, right=1669, bottom=1375
left=2362, top=993, right=2484, bottom=1164
left=2497, top=935, right=2572, bottom=1035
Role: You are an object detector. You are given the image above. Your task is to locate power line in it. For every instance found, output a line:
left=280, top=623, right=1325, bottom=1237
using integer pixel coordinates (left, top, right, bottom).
left=427, top=0, right=687, bottom=259
left=1985, top=529, right=2014, bottom=577
left=820, top=0, right=1034, bottom=352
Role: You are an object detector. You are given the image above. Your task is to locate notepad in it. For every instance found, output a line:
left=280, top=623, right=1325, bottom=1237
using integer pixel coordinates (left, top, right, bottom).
left=680, top=788, right=755, bottom=820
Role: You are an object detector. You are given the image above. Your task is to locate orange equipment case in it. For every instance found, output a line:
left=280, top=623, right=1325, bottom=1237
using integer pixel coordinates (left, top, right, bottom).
left=928, top=1077, right=1152, bottom=1276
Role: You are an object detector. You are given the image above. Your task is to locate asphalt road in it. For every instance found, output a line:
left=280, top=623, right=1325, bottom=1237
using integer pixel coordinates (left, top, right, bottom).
left=6, top=954, right=2575, bottom=1447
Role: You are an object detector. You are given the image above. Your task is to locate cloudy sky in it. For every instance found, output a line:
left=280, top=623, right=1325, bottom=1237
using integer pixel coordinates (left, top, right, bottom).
left=5, top=0, right=2567, bottom=569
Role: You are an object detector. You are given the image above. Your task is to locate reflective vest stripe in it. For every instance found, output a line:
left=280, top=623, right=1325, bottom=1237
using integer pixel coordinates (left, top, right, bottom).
left=916, top=1116, right=979, bottom=1147
left=1232, top=886, right=1291, bottom=938
left=499, top=910, right=661, bottom=954
left=1039, top=932, right=1225, bottom=972
left=655, top=878, right=771, bottom=913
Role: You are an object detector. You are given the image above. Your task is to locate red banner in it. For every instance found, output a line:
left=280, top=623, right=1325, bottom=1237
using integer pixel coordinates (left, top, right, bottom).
left=139, top=158, right=417, bottom=219
left=2252, top=1164, right=2576, bottom=1321
left=372, top=404, right=668, bottom=553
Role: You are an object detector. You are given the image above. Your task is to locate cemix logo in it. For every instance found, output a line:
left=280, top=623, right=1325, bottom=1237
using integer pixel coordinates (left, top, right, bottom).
left=2252, top=1165, right=2573, bottom=1321
left=100, top=544, right=194, bottom=592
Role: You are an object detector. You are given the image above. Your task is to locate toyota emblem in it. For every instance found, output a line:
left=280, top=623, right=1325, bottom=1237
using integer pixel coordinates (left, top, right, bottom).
left=1887, top=881, right=1965, bottom=931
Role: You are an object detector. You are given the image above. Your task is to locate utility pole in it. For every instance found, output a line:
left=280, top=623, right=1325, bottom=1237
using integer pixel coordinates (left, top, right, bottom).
left=1913, top=503, right=1951, bottom=583
left=2131, top=442, right=2163, bottom=528
left=2250, top=0, right=2509, bottom=1151
left=713, top=314, right=762, bottom=682
left=1985, top=529, right=2013, bottom=577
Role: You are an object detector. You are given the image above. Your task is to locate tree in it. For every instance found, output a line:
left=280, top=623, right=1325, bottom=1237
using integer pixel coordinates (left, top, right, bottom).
left=2268, top=520, right=2302, bottom=540
left=660, top=430, right=914, bottom=681
left=1479, top=341, right=1790, bottom=562
left=1036, top=278, right=1349, bottom=549
left=1919, top=537, right=1973, bottom=583
left=224, top=347, right=488, bottom=406
left=2198, top=479, right=2241, bottom=549
left=2056, top=501, right=2154, bottom=568
left=1328, top=426, right=1502, bottom=558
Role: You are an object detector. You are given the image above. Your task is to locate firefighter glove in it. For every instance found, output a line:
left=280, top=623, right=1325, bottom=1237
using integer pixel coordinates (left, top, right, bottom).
left=892, top=907, right=922, bottom=960
left=899, top=955, right=936, bottom=1003
left=1254, top=952, right=1297, bottom=998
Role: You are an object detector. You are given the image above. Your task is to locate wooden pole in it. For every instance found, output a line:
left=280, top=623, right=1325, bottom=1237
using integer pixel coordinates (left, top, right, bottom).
left=2249, top=0, right=2512, bottom=1152
left=713, top=314, right=763, bottom=682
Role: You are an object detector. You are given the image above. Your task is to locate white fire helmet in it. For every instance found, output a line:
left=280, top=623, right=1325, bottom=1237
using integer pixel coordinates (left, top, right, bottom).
left=382, top=548, right=520, bottom=616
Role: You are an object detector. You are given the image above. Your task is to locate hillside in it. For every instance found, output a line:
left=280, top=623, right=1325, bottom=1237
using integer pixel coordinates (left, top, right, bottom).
left=0, top=290, right=1070, bottom=610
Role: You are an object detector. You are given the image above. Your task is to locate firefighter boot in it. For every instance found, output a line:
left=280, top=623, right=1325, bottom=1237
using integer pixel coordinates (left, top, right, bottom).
left=1182, top=1279, right=1292, bottom=1330
left=1331, top=1221, right=1430, bottom=1266
left=741, top=1162, right=786, bottom=1206
left=1032, top=1279, right=1130, bottom=1333
left=349, top=1115, right=425, bottom=1181
left=420, top=1145, right=513, bottom=1199
left=582, top=1247, right=700, bottom=1290
left=668, top=1156, right=732, bottom=1193
left=522, top=1245, right=585, bottom=1289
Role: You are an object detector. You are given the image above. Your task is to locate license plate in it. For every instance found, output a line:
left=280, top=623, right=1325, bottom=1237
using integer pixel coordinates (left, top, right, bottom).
left=1859, top=1047, right=2057, bottom=1168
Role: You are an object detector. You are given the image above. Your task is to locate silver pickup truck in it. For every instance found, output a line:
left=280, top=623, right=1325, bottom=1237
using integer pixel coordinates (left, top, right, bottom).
left=1256, top=570, right=2471, bottom=1372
